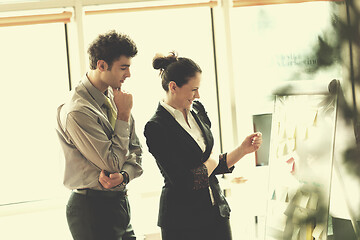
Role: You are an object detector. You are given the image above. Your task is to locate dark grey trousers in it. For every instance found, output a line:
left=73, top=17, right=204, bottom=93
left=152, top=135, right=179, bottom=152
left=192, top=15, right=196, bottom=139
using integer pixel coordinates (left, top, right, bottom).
left=161, top=206, right=232, bottom=240
left=66, top=191, right=136, bottom=240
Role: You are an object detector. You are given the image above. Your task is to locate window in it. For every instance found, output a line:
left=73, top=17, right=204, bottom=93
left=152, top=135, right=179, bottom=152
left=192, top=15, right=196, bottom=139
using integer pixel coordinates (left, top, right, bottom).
left=227, top=2, right=343, bottom=239
left=230, top=1, right=342, bottom=138
left=0, top=22, right=70, bottom=204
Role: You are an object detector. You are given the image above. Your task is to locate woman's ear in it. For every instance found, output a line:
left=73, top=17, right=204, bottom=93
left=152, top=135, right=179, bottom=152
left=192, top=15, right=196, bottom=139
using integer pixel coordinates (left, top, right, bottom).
left=168, top=81, right=177, bottom=93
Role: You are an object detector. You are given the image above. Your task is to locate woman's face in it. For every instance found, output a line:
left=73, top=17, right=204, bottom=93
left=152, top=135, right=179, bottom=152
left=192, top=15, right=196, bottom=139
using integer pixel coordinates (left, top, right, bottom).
left=173, top=72, right=201, bottom=110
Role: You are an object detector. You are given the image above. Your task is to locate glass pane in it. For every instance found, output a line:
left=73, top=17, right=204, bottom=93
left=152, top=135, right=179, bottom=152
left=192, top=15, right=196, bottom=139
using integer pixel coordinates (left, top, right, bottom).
left=229, top=2, right=343, bottom=239
left=0, top=23, right=70, bottom=204
left=266, top=93, right=337, bottom=239
left=231, top=2, right=343, bottom=138
left=83, top=6, right=218, bottom=235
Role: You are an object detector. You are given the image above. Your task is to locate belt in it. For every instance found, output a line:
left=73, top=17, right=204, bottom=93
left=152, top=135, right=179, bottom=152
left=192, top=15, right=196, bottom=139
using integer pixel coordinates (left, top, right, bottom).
left=73, top=188, right=127, bottom=197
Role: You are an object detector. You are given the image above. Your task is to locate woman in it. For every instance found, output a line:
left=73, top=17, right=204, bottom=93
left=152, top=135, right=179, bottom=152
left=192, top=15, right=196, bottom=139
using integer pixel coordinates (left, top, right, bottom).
left=144, top=52, right=262, bottom=240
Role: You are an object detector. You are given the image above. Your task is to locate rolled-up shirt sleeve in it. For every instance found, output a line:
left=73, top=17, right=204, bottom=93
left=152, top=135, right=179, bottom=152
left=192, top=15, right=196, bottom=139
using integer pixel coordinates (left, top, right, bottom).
left=65, top=111, right=142, bottom=177
left=212, top=153, right=234, bottom=175
left=120, top=115, right=143, bottom=182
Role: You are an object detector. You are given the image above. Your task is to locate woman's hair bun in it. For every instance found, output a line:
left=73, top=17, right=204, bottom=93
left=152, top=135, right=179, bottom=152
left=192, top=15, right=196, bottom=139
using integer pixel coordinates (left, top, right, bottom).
left=153, top=51, right=178, bottom=70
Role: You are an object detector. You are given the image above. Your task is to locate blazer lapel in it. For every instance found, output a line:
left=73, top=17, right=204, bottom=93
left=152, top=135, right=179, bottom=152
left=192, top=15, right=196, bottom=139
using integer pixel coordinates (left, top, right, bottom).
left=191, top=110, right=214, bottom=153
left=155, top=104, right=204, bottom=154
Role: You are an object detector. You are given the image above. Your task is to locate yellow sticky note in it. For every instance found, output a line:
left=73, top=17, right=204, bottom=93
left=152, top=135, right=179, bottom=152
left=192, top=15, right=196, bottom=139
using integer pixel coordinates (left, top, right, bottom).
left=313, top=111, right=318, bottom=126
left=283, top=142, right=289, bottom=155
left=293, top=127, right=297, bottom=139
left=277, top=122, right=281, bottom=135
left=304, top=127, right=309, bottom=140
left=306, top=222, right=314, bottom=240
left=278, top=186, right=288, bottom=202
left=288, top=139, right=296, bottom=152
left=276, top=144, right=281, bottom=158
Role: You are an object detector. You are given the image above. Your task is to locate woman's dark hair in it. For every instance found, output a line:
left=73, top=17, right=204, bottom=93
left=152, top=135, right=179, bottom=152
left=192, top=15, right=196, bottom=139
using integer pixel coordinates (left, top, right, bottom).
left=88, top=30, right=138, bottom=70
left=152, top=52, right=202, bottom=91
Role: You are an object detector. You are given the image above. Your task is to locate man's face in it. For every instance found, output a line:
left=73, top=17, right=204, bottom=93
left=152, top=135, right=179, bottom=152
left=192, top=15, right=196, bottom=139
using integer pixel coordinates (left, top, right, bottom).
left=103, top=56, right=132, bottom=90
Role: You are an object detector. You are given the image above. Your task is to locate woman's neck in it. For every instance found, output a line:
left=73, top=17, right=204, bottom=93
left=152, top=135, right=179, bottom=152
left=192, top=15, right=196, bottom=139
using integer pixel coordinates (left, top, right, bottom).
left=164, top=96, right=186, bottom=115
left=164, top=97, right=190, bottom=127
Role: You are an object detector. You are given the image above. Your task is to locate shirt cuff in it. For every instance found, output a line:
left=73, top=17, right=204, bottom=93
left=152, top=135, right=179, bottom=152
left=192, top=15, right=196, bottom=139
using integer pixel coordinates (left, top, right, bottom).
left=121, top=163, right=135, bottom=182
left=114, top=120, right=130, bottom=137
left=190, top=164, right=209, bottom=190
left=218, top=153, right=234, bottom=174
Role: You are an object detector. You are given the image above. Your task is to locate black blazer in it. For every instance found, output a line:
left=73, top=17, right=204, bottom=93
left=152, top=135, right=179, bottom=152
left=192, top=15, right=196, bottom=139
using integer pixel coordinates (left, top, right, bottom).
left=144, top=100, right=234, bottom=229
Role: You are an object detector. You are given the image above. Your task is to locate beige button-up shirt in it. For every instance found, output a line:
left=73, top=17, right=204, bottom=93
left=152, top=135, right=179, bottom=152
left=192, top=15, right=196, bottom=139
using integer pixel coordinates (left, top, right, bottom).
left=56, top=75, right=143, bottom=191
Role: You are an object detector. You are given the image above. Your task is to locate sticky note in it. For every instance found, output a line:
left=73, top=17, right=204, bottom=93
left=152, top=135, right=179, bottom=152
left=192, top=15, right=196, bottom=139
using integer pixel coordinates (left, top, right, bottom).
left=286, top=157, right=295, bottom=174
left=308, top=193, right=318, bottom=210
left=283, top=142, right=289, bottom=155
left=272, top=213, right=287, bottom=231
left=313, top=111, right=318, bottom=126
left=292, top=207, right=308, bottom=224
left=272, top=189, right=277, bottom=200
left=312, top=224, right=324, bottom=239
left=292, top=225, right=300, bottom=240
left=279, top=187, right=288, bottom=202
left=298, top=193, right=310, bottom=208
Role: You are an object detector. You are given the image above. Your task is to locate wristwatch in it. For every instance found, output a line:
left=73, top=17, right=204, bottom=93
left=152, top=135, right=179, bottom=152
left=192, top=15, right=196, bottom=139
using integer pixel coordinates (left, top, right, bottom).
left=119, top=171, right=129, bottom=186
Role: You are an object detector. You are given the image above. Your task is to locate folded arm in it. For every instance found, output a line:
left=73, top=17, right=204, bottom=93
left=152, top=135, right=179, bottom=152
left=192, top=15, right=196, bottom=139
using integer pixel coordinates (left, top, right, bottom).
left=66, top=111, right=143, bottom=182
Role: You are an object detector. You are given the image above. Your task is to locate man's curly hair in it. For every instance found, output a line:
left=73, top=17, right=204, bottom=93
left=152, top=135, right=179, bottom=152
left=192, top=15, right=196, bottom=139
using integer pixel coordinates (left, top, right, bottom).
left=87, top=30, right=138, bottom=70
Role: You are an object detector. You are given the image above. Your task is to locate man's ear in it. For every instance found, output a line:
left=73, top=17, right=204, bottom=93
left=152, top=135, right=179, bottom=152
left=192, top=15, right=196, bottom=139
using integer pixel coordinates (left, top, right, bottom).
left=169, top=81, right=177, bottom=93
left=97, top=60, right=108, bottom=72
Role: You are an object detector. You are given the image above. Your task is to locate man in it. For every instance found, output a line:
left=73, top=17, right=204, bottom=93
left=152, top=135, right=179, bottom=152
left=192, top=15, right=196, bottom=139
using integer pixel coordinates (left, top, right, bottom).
left=56, top=30, right=143, bottom=240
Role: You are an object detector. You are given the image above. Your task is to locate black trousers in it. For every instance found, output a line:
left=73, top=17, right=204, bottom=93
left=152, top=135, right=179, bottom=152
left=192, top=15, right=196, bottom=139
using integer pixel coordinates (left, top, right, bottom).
left=66, top=191, right=136, bottom=240
left=332, top=217, right=360, bottom=240
left=161, top=207, right=232, bottom=240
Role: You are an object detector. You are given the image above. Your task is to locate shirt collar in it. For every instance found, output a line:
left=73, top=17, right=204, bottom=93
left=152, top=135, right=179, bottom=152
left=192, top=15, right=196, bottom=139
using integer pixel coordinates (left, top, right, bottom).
left=160, top=100, right=193, bottom=118
left=82, top=73, right=109, bottom=107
